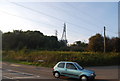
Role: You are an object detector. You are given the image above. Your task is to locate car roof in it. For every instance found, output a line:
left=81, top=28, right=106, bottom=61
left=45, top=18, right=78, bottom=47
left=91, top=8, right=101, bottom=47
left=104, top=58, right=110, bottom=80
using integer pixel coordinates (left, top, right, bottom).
left=59, top=61, right=77, bottom=63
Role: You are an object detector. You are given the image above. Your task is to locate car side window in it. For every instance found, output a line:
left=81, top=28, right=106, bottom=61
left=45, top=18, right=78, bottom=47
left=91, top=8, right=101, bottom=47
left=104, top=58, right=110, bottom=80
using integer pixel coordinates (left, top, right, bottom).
left=66, top=63, right=77, bottom=70
left=57, top=63, right=65, bottom=68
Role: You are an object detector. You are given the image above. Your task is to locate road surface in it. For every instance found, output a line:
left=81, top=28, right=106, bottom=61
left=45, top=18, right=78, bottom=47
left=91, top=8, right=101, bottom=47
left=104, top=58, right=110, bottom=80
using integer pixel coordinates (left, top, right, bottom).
left=1, top=62, right=119, bottom=81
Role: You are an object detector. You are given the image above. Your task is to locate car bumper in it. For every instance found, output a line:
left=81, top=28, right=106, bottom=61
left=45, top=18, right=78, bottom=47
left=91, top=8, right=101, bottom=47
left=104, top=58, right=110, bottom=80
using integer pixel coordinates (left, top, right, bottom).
left=88, top=74, right=96, bottom=80
left=88, top=76, right=95, bottom=80
left=88, top=74, right=96, bottom=79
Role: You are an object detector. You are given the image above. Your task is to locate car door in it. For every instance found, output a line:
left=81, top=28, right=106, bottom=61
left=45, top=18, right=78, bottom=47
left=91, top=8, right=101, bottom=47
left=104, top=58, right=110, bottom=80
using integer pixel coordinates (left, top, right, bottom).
left=57, top=63, right=66, bottom=75
left=64, top=63, right=80, bottom=78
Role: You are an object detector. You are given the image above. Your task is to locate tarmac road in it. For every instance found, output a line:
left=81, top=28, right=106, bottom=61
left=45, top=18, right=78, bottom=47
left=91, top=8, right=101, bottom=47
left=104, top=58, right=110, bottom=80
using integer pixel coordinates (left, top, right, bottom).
left=1, top=62, right=120, bottom=81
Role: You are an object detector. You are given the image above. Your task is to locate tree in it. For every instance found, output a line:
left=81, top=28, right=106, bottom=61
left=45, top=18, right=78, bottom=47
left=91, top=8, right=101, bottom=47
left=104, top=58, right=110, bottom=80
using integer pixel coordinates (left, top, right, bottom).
left=111, top=37, right=120, bottom=52
left=105, top=37, right=112, bottom=52
left=88, top=33, right=104, bottom=52
left=2, top=30, right=62, bottom=50
left=70, top=41, right=88, bottom=51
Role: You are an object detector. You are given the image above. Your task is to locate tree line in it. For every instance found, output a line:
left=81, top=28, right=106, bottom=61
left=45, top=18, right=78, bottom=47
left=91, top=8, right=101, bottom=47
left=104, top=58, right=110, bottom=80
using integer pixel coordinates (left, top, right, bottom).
left=2, top=30, right=120, bottom=52
left=87, top=33, right=120, bottom=52
left=2, top=30, right=65, bottom=50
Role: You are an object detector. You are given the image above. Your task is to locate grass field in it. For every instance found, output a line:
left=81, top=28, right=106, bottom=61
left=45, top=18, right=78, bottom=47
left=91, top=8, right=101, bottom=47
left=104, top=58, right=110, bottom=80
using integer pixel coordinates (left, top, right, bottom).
left=2, top=50, right=120, bottom=67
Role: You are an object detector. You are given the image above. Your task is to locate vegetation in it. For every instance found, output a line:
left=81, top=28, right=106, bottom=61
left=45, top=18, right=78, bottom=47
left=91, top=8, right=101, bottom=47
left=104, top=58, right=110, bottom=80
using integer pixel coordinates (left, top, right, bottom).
left=2, top=30, right=120, bottom=52
left=2, top=30, right=65, bottom=51
left=88, top=34, right=104, bottom=52
left=2, top=30, right=120, bottom=67
left=3, top=50, right=119, bottom=67
left=87, top=33, right=120, bottom=52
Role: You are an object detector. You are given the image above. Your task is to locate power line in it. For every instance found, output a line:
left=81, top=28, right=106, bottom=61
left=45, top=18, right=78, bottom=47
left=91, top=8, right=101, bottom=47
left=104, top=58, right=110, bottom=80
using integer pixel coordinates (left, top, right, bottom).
left=5, top=2, right=96, bottom=39
left=2, top=1, right=117, bottom=43
left=48, top=4, right=101, bottom=33
left=65, top=3, right=103, bottom=27
left=0, top=9, right=89, bottom=41
left=0, top=10, right=91, bottom=44
left=65, top=3, right=118, bottom=35
left=8, top=1, right=97, bottom=33
left=1, top=2, right=117, bottom=37
left=106, top=29, right=118, bottom=35
left=9, top=1, right=117, bottom=37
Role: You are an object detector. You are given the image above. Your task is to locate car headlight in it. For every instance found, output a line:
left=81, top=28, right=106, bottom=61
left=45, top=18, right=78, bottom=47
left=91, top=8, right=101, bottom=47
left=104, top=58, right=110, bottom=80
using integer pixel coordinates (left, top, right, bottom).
left=90, top=73, right=94, bottom=76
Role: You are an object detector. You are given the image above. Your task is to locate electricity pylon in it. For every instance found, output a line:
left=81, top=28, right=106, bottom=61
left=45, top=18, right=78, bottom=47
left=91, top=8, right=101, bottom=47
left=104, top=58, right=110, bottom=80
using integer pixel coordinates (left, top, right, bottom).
left=61, top=23, right=67, bottom=45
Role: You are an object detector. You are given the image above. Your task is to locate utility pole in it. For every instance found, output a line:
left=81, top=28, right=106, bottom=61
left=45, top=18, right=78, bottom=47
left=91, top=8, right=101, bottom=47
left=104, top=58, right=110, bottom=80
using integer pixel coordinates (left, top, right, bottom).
left=104, top=26, right=106, bottom=53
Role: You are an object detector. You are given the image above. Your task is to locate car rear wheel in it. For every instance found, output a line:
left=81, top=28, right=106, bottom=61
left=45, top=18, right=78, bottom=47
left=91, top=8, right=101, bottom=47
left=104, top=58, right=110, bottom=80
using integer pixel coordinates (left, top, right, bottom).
left=54, top=72, right=60, bottom=78
left=80, top=76, right=88, bottom=81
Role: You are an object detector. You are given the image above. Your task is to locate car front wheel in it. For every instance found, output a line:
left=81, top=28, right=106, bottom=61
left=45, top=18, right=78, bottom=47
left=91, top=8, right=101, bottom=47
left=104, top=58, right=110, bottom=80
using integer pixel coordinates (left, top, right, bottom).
left=80, top=76, right=88, bottom=81
left=54, top=72, right=60, bottom=78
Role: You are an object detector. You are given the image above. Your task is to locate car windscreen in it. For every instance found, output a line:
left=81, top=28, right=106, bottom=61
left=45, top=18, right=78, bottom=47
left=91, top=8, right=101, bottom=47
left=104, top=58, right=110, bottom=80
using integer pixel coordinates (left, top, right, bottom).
left=74, top=63, right=84, bottom=70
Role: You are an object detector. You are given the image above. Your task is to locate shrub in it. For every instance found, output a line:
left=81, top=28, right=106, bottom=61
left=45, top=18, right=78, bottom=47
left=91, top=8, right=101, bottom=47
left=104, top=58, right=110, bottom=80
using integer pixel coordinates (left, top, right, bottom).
left=3, top=50, right=119, bottom=67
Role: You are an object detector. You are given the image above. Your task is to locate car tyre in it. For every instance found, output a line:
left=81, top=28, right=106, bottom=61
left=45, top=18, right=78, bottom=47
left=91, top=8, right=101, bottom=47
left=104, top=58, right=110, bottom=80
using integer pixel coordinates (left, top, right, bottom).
left=80, top=75, right=88, bottom=81
left=54, top=72, right=60, bottom=78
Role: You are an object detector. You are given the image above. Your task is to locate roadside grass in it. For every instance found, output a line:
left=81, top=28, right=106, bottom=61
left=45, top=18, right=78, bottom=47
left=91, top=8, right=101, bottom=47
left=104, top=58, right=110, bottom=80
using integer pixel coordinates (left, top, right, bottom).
left=2, top=50, right=120, bottom=67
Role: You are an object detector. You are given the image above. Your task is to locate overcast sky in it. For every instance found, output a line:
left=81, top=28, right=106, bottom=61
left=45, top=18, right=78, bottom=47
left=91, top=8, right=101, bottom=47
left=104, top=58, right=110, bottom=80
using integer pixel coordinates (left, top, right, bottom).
left=0, top=1, right=118, bottom=44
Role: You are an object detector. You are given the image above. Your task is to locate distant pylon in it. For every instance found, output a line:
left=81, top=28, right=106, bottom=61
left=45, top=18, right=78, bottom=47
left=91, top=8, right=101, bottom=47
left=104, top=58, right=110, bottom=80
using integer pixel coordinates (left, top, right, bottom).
left=55, top=30, right=58, bottom=37
left=61, top=23, right=67, bottom=44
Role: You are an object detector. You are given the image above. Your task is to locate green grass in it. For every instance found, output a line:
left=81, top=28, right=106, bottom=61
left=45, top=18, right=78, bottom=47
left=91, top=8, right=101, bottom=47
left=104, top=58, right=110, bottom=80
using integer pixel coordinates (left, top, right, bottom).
left=2, top=50, right=120, bottom=67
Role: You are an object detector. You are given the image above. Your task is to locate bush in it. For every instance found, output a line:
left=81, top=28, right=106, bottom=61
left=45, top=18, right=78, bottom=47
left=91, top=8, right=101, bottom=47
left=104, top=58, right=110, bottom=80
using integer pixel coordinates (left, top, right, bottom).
left=2, top=50, right=119, bottom=67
